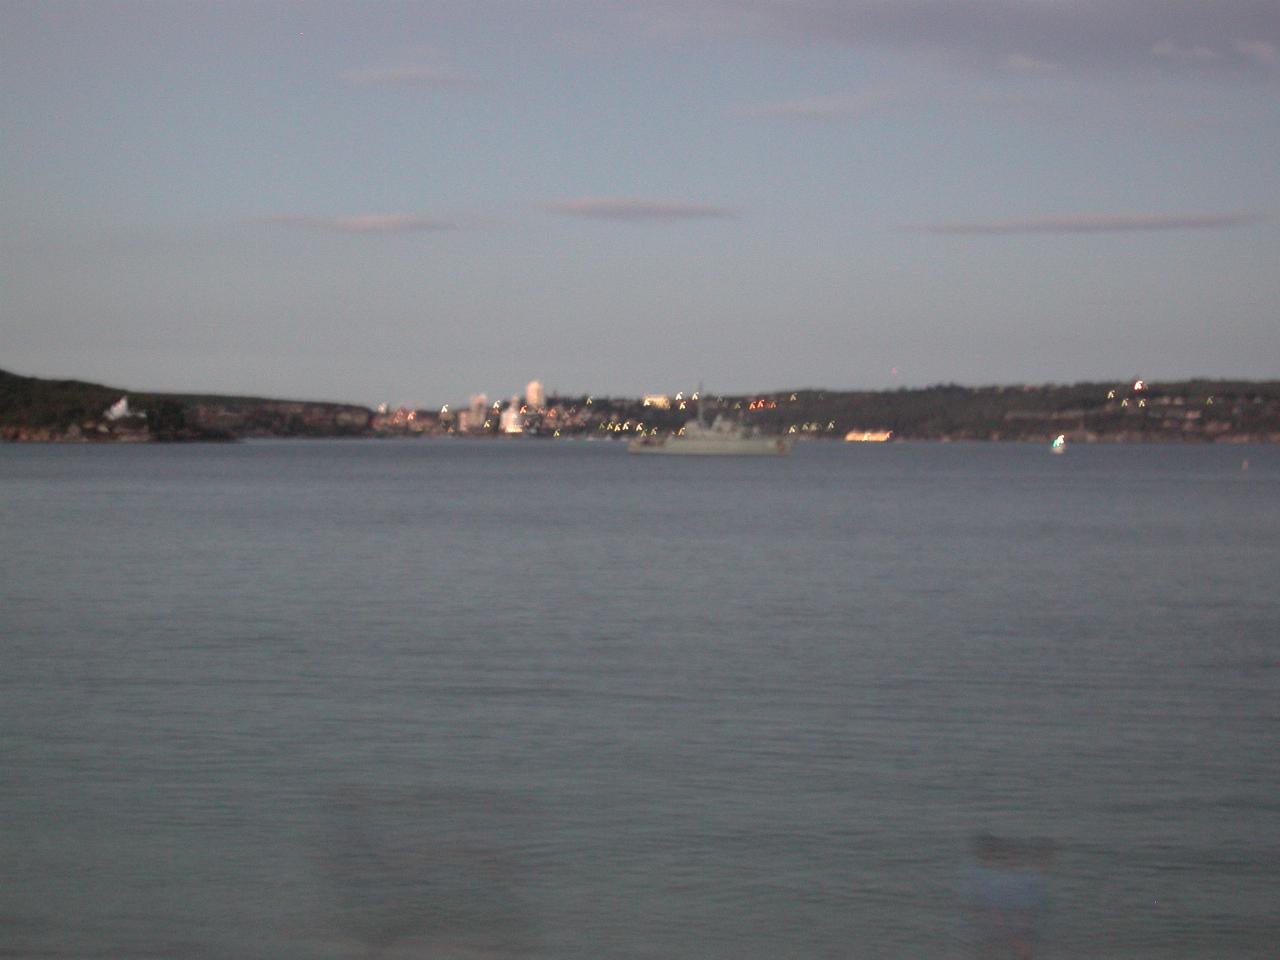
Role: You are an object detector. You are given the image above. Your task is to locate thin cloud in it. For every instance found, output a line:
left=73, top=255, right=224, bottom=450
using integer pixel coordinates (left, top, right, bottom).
left=1235, top=39, right=1278, bottom=65
left=340, top=65, right=464, bottom=87
left=619, top=1, right=1280, bottom=76
left=259, top=214, right=459, bottom=234
left=736, top=88, right=896, bottom=119
left=739, top=84, right=1045, bottom=122
left=919, top=211, right=1265, bottom=235
left=546, top=197, right=737, bottom=221
left=1005, top=53, right=1062, bottom=74
left=1151, top=39, right=1220, bottom=62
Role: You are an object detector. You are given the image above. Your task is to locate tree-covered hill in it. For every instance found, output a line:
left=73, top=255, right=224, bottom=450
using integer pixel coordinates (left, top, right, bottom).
left=721, top=380, right=1280, bottom=442
left=0, top=369, right=372, bottom=441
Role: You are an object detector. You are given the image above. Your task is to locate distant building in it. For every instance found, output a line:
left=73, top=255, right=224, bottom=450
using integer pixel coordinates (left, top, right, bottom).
left=104, top=396, right=144, bottom=421
left=500, top=398, right=525, bottom=434
left=525, top=380, right=545, bottom=410
left=642, top=394, right=671, bottom=410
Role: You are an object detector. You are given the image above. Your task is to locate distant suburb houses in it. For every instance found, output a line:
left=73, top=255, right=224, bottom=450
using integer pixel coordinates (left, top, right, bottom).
left=6, top=365, right=1278, bottom=442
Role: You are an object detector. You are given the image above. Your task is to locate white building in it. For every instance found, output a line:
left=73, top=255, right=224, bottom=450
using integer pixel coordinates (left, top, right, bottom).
left=104, top=396, right=144, bottom=421
left=525, top=380, right=545, bottom=410
left=500, top=402, right=525, bottom=434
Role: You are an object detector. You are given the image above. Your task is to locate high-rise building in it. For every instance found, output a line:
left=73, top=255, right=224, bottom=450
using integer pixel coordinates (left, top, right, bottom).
left=525, top=380, right=545, bottom=410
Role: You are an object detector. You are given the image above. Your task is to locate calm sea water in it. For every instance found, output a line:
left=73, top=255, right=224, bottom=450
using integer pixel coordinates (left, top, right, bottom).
left=2, top=439, right=1277, bottom=959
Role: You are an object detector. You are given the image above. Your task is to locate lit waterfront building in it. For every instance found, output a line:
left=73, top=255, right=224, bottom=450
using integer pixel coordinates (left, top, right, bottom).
left=450, top=393, right=491, bottom=433
left=844, top=429, right=894, bottom=443
left=500, top=397, right=525, bottom=434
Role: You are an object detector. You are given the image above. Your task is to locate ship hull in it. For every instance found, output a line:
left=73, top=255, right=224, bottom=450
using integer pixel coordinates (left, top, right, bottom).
left=627, top=437, right=791, bottom=455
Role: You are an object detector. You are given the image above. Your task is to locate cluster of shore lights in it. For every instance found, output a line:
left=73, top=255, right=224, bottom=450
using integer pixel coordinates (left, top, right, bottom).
left=1103, top=379, right=1216, bottom=410
left=382, top=407, right=418, bottom=424
left=788, top=421, right=838, bottom=433
left=787, top=422, right=839, bottom=434
left=1107, top=380, right=1148, bottom=401
left=596, top=422, right=677, bottom=436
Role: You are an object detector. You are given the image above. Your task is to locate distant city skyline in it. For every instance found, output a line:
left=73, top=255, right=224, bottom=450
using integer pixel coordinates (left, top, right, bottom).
left=3, top=1, right=1278, bottom=407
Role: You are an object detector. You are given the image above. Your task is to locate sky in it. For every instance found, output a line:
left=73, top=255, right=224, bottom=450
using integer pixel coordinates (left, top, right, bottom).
left=3, top=1, right=1278, bottom=407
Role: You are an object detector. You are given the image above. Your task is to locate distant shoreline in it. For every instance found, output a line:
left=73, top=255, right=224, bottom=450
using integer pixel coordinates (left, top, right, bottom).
left=4, top=368, right=1279, bottom=444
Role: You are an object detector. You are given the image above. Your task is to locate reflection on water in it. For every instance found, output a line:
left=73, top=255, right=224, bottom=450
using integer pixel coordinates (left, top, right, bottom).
left=320, top=787, right=537, bottom=959
left=958, top=834, right=1057, bottom=960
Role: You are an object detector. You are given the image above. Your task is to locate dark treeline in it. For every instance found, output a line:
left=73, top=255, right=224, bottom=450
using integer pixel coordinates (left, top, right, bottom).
left=585, top=380, right=1280, bottom=442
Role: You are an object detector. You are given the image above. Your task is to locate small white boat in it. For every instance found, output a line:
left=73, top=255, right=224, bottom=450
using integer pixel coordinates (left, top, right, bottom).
left=1051, top=434, right=1066, bottom=454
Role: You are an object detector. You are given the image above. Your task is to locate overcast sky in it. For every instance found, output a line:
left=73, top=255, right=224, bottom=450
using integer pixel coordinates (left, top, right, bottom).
left=3, top=1, right=1278, bottom=406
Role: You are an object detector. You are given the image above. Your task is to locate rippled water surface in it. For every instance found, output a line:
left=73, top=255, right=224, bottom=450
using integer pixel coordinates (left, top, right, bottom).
left=2, top=439, right=1277, bottom=959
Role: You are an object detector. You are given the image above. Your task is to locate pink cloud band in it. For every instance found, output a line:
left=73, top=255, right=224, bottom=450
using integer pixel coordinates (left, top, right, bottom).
left=260, top=214, right=458, bottom=234
left=546, top=197, right=736, bottom=221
